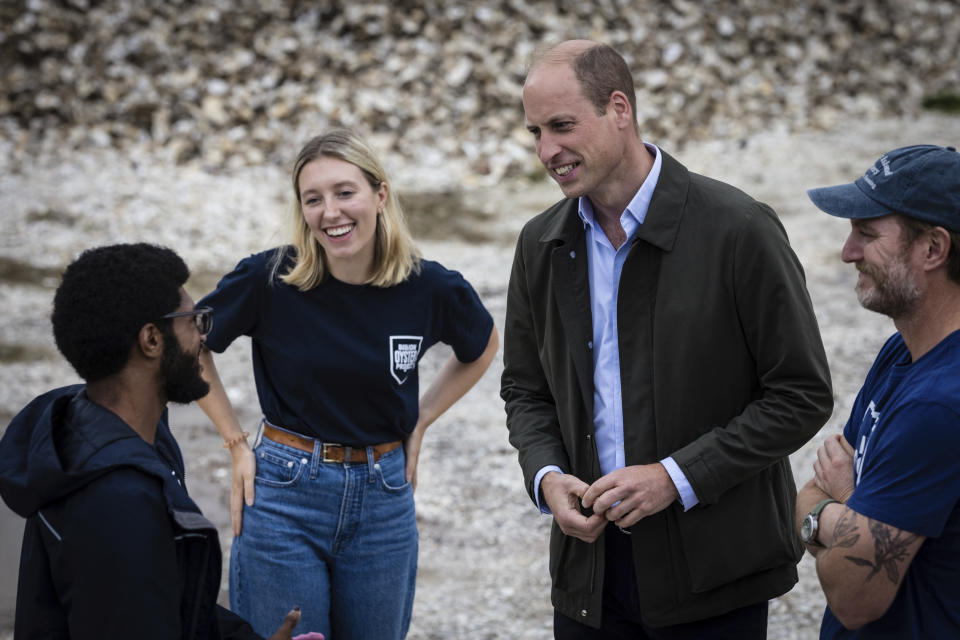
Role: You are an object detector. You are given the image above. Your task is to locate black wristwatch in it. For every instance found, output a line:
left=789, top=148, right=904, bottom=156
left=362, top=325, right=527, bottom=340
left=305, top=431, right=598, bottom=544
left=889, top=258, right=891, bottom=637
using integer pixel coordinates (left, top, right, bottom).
left=800, top=498, right=839, bottom=546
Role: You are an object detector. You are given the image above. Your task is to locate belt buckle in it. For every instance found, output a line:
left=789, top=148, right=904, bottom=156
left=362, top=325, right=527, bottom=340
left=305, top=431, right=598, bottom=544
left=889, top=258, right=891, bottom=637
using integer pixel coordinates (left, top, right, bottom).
left=320, top=442, right=343, bottom=463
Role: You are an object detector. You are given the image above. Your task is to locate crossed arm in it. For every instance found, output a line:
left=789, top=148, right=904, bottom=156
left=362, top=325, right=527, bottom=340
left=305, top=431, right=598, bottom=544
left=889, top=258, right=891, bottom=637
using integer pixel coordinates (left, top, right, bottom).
left=796, top=435, right=925, bottom=630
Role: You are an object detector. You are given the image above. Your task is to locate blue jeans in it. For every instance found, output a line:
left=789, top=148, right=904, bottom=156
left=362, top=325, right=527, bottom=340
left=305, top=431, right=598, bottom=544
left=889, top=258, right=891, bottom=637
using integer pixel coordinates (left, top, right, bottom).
left=230, top=429, right=418, bottom=639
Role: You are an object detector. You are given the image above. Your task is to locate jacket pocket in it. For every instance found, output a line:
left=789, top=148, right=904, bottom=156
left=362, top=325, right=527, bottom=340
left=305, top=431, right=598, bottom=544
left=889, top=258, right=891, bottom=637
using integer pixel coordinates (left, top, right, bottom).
left=548, top=522, right=600, bottom=595
left=549, top=524, right=570, bottom=590
left=675, top=462, right=802, bottom=593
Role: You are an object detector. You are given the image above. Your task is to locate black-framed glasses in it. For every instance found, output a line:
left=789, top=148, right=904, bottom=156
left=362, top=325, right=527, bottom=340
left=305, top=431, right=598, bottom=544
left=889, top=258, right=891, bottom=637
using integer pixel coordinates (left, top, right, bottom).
left=161, top=306, right=213, bottom=335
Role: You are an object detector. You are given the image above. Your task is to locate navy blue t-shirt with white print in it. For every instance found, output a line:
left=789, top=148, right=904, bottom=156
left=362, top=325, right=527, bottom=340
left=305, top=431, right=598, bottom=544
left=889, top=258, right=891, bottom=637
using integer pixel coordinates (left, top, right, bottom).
left=199, top=248, right=493, bottom=446
left=819, top=331, right=960, bottom=639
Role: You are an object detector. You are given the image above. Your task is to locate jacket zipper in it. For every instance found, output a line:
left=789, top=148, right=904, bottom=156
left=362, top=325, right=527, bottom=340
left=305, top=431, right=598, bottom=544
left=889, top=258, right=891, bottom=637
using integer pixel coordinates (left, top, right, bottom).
left=587, top=431, right=599, bottom=595
left=590, top=542, right=598, bottom=594
left=185, top=521, right=211, bottom=638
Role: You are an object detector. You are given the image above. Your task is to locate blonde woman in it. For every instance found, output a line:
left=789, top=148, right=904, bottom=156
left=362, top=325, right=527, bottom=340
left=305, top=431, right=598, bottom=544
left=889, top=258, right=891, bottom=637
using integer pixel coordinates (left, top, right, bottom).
left=197, top=130, right=498, bottom=638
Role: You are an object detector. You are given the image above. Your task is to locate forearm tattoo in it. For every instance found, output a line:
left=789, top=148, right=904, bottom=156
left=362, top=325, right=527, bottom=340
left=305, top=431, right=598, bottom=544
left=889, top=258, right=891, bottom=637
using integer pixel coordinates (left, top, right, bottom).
left=839, top=513, right=919, bottom=585
left=832, top=509, right=860, bottom=548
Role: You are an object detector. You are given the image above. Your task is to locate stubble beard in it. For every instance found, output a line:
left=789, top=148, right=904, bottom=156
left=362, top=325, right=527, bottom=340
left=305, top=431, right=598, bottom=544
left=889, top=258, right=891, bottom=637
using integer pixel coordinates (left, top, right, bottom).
left=856, top=254, right=922, bottom=319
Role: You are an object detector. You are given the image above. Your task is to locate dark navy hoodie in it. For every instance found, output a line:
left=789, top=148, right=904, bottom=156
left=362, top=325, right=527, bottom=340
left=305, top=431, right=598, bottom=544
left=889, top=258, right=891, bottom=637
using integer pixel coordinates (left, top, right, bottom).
left=0, top=385, right=260, bottom=639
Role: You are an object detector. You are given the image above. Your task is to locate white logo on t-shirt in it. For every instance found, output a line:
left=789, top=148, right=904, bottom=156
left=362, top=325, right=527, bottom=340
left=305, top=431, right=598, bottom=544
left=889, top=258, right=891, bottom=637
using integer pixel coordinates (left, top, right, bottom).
left=389, top=335, right=423, bottom=385
left=854, top=401, right=880, bottom=486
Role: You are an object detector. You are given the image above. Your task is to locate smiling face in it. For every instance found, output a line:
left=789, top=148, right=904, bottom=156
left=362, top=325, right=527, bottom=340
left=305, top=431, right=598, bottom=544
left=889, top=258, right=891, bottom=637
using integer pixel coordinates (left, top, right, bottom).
left=842, top=216, right=923, bottom=318
left=298, top=156, right=387, bottom=283
left=522, top=61, right=626, bottom=201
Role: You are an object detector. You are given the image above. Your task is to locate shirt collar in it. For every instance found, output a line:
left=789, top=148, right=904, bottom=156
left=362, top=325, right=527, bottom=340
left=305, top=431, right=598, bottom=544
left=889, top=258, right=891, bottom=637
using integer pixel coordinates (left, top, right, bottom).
left=578, top=143, right=663, bottom=230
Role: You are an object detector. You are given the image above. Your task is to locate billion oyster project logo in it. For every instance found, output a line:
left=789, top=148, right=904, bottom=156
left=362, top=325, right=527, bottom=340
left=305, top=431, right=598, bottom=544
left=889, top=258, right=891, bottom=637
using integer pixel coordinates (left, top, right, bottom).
left=389, top=335, right=423, bottom=385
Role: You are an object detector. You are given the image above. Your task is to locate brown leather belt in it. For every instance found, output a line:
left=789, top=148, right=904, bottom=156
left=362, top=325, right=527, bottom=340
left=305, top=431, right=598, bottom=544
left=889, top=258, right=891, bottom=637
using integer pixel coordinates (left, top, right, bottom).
left=262, top=425, right=401, bottom=463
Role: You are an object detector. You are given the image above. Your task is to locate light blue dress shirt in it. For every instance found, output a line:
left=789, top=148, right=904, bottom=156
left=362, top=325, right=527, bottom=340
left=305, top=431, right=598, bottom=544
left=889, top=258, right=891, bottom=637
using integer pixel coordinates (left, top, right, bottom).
left=534, top=144, right=699, bottom=514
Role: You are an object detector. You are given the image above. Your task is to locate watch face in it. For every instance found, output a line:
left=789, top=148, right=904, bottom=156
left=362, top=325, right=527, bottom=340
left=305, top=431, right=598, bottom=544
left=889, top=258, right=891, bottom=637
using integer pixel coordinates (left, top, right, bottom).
left=801, top=515, right=815, bottom=542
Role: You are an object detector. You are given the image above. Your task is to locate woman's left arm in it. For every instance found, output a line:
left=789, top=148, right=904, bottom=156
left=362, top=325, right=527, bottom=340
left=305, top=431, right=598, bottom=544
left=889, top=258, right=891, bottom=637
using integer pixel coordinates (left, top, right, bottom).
left=405, top=325, right=499, bottom=487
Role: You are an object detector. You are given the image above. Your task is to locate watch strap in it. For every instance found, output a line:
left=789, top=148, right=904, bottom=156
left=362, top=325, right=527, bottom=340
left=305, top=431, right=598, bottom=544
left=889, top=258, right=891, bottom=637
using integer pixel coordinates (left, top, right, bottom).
left=802, top=498, right=841, bottom=547
left=810, top=498, right=840, bottom=517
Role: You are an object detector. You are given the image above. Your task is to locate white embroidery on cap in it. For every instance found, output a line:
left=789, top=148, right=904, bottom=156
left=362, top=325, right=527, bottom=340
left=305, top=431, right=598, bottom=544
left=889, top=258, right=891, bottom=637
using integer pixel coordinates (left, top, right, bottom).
left=880, top=155, right=893, bottom=176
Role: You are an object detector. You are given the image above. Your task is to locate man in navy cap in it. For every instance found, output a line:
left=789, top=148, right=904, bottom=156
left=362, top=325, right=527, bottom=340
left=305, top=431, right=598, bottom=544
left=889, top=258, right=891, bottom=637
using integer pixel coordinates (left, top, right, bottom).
left=798, top=144, right=960, bottom=638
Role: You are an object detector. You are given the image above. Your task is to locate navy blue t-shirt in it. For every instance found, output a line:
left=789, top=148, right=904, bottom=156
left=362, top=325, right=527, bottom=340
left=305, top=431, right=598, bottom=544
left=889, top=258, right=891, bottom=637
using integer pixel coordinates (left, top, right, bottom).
left=820, top=331, right=960, bottom=639
left=199, top=248, right=494, bottom=445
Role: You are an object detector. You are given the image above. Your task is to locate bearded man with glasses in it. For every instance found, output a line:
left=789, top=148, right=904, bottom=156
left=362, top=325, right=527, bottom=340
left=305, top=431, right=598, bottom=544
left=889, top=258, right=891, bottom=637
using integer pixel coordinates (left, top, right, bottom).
left=0, top=243, right=320, bottom=640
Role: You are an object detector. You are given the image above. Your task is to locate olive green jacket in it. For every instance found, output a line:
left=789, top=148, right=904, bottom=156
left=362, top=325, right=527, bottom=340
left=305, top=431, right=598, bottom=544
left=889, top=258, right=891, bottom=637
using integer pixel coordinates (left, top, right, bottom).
left=501, top=150, right=833, bottom=628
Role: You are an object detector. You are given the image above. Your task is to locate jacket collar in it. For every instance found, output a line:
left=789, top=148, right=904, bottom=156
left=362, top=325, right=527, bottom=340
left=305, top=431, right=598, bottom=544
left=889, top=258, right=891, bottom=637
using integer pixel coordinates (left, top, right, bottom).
left=538, top=196, right=582, bottom=246
left=63, top=392, right=213, bottom=530
left=537, top=148, right=690, bottom=251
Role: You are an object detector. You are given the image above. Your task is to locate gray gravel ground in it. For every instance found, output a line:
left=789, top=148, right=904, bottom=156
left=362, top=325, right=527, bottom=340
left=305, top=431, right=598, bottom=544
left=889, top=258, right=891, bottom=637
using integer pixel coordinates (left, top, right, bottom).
left=2, top=112, right=959, bottom=638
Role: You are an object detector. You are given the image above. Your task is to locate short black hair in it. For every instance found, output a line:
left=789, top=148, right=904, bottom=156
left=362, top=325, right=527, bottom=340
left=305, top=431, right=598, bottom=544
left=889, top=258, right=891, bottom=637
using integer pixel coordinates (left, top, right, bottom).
left=52, top=243, right=190, bottom=382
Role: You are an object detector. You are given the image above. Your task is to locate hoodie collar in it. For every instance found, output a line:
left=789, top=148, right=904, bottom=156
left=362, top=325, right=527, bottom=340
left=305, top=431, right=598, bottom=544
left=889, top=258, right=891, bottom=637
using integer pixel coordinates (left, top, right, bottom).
left=0, top=385, right=195, bottom=520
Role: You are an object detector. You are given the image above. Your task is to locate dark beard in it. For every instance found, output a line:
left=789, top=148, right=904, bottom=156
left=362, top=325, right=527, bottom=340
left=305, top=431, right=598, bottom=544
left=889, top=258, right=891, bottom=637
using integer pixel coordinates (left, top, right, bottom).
left=160, top=328, right=210, bottom=404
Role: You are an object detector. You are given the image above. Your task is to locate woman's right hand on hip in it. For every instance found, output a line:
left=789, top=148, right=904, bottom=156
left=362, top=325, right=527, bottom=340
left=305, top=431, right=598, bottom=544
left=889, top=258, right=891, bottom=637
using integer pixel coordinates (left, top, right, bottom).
left=231, top=442, right=256, bottom=537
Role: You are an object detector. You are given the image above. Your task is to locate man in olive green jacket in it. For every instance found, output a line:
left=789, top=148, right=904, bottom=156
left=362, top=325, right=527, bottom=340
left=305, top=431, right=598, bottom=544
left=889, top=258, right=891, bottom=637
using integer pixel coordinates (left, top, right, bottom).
left=501, top=40, right=833, bottom=637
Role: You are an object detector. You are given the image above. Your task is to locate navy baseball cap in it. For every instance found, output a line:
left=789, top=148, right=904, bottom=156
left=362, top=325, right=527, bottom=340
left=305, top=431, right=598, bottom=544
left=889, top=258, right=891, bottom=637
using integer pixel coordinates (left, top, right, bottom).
left=807, top=144, right=960, bottom=231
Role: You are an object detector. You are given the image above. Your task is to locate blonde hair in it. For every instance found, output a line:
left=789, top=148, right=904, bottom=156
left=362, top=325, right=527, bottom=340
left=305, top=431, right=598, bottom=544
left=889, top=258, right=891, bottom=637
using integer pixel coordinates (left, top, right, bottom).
left=272, top=129, right=421, bottom=290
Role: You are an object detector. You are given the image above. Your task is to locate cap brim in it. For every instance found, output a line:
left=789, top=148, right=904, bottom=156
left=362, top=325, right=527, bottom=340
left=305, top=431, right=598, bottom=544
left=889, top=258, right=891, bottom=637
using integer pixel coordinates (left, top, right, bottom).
left=806, top=182, right=895, bottom=220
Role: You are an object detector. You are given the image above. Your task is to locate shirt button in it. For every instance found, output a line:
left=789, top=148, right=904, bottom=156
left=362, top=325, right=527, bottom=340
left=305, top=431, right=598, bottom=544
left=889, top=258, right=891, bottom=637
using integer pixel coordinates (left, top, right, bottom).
left=580, top=609, right=588, bottom=617
left=569, top=250, right=576, bottom=259
left=587, top=341, right=593, bottom=349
